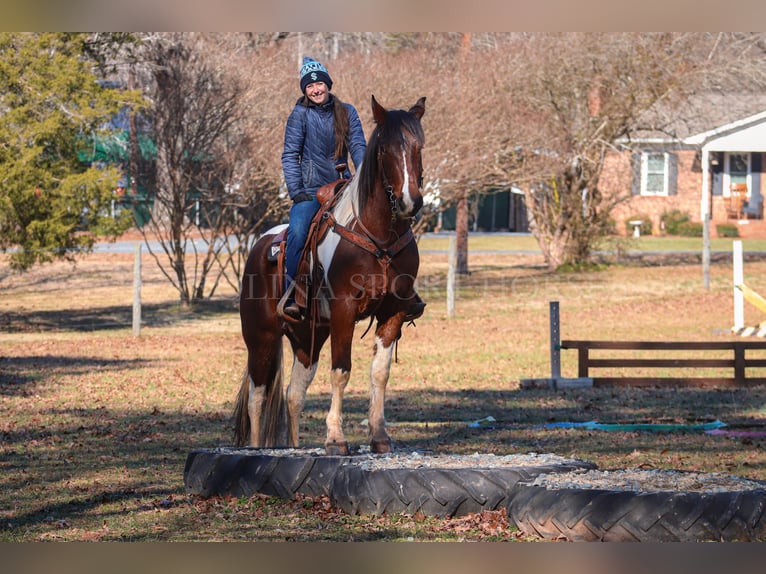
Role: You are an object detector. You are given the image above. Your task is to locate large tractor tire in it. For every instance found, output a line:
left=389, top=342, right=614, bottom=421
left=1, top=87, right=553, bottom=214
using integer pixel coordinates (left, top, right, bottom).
left=507, top=483, right=766, bottom=541
left=330, top=460, right=596, bottom=518
left=184, top=448, right=352, bottom=499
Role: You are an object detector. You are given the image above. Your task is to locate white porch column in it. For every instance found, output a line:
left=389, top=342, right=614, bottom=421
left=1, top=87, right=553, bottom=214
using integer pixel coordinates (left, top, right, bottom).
left=701, top=148, right=710, bottom=218
left=701, top=147, right=711, bottom=290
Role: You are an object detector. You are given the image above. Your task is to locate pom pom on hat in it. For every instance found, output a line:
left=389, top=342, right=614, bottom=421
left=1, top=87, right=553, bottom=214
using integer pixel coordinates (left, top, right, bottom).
left=300, top=56, right=333, bottom=93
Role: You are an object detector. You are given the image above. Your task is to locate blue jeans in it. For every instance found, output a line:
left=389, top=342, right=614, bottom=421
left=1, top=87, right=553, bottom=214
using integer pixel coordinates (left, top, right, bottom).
left=285, top=196, right=320, bottom=294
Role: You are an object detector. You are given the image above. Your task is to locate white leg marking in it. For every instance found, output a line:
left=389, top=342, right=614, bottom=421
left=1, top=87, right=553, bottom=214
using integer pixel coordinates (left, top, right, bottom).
left=285, top=360, right=318, bottom=446
left=369, top=336, right=395, bottom=438
left=247, top=376, right=266, bottom=446
left=326, top=368, right=350, bottom=445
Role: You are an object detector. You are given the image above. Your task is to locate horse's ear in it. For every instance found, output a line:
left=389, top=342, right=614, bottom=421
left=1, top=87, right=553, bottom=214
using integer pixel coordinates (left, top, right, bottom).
left=409, top=97, right=426, bottom=120
left=371, top=95, right=387, bottom=125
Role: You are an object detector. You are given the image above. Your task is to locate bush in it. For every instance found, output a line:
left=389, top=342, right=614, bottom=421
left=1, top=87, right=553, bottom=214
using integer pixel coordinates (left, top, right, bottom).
left=716, top=224, right=740, bottom=238
left=625, top=214, right=652, bottom=236
left=677, top=221, right=703, bottom=237
left=603, top=217, right=618, bottom=236
left=660, top=210, right=690, bottom=235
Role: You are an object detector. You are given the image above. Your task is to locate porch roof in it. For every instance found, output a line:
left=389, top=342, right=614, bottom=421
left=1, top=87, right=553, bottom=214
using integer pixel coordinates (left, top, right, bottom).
left=628, top=93, right=766, bottom=146
left=685, top=112, right=766, bottom=151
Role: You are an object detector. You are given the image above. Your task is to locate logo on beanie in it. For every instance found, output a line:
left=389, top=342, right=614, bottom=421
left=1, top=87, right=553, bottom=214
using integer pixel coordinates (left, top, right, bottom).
left=300, top=56, right=333, bottom=92
left=300, top=60, right=327, bottom=77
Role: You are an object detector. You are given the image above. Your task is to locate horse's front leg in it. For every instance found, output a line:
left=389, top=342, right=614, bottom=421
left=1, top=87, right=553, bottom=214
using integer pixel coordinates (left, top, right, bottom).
left=368, top=315, right=404, bottom=453
left=325, top=312, right=355, bottom=456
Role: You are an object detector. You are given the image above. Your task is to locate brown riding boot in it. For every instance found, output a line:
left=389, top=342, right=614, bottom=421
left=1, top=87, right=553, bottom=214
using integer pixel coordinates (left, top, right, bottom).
left=404, top=291, right=426, bottom=322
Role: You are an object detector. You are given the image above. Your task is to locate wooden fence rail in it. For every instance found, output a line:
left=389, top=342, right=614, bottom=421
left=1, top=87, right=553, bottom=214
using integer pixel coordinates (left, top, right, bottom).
left=559, top=340, right=766, bottom=387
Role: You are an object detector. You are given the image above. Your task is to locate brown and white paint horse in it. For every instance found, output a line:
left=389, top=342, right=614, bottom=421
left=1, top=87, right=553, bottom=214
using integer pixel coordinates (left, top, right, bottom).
left=233, top=95, right=426, bottom=455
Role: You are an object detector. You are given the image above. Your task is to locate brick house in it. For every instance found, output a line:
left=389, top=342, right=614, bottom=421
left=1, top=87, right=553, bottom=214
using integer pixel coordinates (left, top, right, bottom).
left=603, top=94, right=766, bottom=238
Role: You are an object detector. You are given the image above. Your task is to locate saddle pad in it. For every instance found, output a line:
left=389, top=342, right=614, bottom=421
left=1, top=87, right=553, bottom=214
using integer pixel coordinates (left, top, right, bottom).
left=267, top=228, right=287, bottom=263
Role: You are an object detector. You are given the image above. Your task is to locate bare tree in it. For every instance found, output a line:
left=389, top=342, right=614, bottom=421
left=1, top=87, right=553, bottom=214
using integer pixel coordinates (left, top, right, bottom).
left=353, top=34, right=520, bottom=274
left=107, top=32, right=766, bottom=295
left=131, top=33, right=288, bottom=304
left=497, top=32, right=766, bottom=270
left=186, top=37, right=294, bottom=298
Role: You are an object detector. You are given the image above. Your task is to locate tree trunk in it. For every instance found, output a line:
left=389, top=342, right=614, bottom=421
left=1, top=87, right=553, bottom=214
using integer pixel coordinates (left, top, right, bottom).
left=128, top=67, right=139, bottom=197
left=456, top=191, right=469, bottom=275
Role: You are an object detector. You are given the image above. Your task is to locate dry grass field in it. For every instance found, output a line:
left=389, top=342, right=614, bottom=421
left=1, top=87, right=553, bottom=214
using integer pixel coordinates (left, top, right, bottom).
left=3, top=235, right=766, bottom=541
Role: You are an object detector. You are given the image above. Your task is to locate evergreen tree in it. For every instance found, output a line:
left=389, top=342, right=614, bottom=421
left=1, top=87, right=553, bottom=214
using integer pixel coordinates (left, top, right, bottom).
left=0, top=33, right=139, bottom=270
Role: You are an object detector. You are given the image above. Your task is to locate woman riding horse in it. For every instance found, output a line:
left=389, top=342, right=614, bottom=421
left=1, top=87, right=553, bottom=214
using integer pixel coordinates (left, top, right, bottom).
left=235, top=94, right=428, bottom=455
left=280, top=56, right=367, bottom=321
left=281, top=56, right=424, bottom=322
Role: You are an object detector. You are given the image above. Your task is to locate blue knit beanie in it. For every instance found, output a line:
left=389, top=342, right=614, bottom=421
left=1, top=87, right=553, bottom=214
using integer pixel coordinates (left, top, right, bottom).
left=299, top=56, right=333, bottom=93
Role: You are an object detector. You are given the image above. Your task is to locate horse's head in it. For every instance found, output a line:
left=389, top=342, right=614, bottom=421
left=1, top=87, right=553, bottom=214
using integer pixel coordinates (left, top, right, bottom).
left=370, top=95, right=426, bottom=219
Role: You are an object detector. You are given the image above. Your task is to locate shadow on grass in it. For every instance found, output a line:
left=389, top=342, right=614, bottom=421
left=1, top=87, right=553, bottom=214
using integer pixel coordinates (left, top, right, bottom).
left=298, top=387, right=766, bottom=470
left=0, top=298, right=238, bottom=333
left=0, top=355, right=151, bottom=396
left=3, top=385, right=766, bottom=539
left=0, top=405, right=228, bottom=537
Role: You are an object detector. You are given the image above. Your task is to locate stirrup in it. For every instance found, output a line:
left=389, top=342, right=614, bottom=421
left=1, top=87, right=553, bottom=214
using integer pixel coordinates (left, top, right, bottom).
left=277, top=284, right=302, bottom=324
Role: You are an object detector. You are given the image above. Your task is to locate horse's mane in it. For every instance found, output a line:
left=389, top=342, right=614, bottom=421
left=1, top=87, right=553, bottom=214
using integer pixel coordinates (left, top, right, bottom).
left=356, top=108, right=425, bottom=213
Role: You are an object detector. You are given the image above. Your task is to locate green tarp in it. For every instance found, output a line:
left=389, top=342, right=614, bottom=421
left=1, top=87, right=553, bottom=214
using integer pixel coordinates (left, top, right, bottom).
left=542, top=420, right=727, bottom=432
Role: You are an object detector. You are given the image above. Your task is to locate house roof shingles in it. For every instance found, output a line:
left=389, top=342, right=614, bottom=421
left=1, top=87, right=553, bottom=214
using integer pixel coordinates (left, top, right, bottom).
left=631, top=93, right=766, bottom=143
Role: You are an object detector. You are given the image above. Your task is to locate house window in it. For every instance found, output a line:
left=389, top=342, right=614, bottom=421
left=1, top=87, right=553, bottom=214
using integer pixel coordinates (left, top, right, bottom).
left=640, top=152, right=668, bottom=196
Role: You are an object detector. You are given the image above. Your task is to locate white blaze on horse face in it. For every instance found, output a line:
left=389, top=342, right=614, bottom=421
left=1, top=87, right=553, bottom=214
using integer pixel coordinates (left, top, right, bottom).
left=399, top=148, right=417, bottom=215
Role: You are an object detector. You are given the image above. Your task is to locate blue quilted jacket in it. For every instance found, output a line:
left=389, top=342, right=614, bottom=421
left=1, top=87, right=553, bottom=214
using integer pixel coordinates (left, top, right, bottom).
left=281, top=95, right=366, bottom=199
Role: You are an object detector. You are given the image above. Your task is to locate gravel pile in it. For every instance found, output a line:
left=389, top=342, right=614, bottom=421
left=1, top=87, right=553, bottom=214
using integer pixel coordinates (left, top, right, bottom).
left=531, top=468, right=766, bottom=493
left=213, top=446, right=587, bottom=470
left=346, top=450, right=586, bottom=471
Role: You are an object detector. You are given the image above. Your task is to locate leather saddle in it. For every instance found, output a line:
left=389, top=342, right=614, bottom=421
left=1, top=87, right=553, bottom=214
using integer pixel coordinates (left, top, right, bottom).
left=270, top=179, right=347, bottom=316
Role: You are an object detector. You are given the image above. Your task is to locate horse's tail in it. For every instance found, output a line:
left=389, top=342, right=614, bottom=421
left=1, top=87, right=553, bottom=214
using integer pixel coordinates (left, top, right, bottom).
left=233, top=341, right=286, bottom=447
left=233, top=368, right=252, bottom=446
left=262, top=341, right=286, bottom=446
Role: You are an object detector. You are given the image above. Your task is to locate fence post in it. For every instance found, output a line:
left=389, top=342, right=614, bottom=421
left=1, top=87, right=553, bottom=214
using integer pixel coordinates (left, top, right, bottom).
left=133, top=242, right=142, bottom=337
left=734, top=342, right=746, bottom=385
left=550, top=301, right=561, bottom=381
left=447, top=234, right=456, bottom=319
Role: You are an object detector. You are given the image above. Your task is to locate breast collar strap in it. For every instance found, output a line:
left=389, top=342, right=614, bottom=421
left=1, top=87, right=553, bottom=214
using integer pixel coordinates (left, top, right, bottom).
left=323, top=211, right=414, bottom=272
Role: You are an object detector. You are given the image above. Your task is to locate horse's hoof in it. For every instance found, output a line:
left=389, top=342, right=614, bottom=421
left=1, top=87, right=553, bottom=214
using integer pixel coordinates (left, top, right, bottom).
left=325, top=441, right=350, bottom=456
left=371, top=439, right=392, bottom=454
